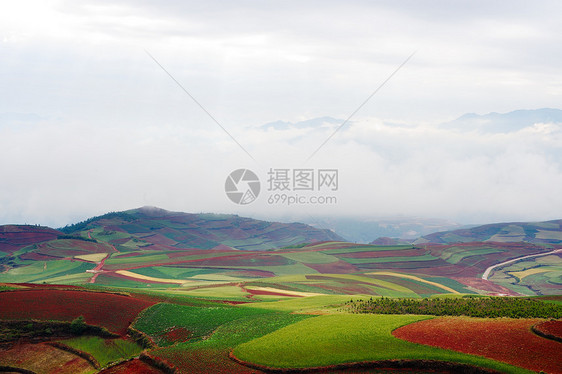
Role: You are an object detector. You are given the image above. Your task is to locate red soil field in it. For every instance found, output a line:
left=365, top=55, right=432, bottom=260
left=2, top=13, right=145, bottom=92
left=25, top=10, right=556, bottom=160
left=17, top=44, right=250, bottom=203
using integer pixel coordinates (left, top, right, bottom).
left=140, top=233, right=179, bottom=246
left=166, top=249, right=237, bottom=258
left=354, top=259, right=450, bottom=271
left=154, top=347, right=262, bottom=374
left=0, top=225, right=61, bottom=254
left=19, top=252, right=64, bottom=261
left=163, top=327, right=192, bottom=342
left=393, top=317, right=562, bottom=374
left=335, top=248, right=427, bottom=258
left=0, top=342, right=94, bottom=374
left=303, top=260, right=359, bottom=274
left=454, top=277, right=518, bottom=296
left=99, top=359, right=163, bottom=374
left=0, top=289, right=155, bottom=335
left=533, top=320, right=562, bottom=341
left=398, top=263, right=486, bottom=278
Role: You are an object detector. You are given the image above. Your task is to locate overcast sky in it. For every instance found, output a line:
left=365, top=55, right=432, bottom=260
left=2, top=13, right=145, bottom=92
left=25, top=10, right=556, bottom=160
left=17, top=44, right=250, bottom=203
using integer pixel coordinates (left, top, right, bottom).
left=1, top=0, right=562, bottom=228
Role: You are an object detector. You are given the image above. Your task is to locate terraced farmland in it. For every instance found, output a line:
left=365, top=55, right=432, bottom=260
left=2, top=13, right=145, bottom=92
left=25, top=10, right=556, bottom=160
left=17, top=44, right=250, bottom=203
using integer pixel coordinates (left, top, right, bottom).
left=232, top=314, right=530, bottom=373
left=393, top=317, right=561, bottom=373
left=0, top=289, right=155, bottom=335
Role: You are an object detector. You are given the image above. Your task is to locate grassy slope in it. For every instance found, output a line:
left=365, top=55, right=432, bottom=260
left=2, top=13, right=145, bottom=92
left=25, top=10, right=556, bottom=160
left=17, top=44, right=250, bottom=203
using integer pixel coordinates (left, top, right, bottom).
left=153, top=312, right=313, bottom=373
left=233, top=314, right=532, bottom=373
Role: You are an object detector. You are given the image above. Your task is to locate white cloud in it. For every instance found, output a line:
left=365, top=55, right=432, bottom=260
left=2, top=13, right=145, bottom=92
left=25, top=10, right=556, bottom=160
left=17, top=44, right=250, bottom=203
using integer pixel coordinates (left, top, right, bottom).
left=1, top=1, right=561, bottom=226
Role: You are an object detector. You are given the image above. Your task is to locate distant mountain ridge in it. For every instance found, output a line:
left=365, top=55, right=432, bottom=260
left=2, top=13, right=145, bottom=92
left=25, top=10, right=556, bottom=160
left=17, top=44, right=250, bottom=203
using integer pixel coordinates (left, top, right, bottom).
left=442, top=108, right=562, bottom=133
left=415, top=219, right=562, bottom=245
left=261, top=116, right=343, bottom=131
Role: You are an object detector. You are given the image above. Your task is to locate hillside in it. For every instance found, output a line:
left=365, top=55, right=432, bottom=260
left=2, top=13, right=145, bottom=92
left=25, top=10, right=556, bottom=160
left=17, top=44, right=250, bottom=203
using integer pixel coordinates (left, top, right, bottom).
left=0, top=210, right=560, bottom=296
left=416, top=219, right=562, bottom=245
left=0, top=225, right=62, bottom=254
left=60, top=206, right=344, bottom=251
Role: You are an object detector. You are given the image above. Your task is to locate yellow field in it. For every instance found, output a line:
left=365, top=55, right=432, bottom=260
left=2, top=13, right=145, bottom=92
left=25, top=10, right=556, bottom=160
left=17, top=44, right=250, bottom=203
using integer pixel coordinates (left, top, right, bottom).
left=74, top=253, right=107, bottom=262
left=510, top=267, right=553, bottom=280
left=246, top=286, right=324, bottom=297
left=535, top=230, right=562, bottom=240
left=367, top=271, right=459, bottom=294
left=115, top=270, right=191, bottom=285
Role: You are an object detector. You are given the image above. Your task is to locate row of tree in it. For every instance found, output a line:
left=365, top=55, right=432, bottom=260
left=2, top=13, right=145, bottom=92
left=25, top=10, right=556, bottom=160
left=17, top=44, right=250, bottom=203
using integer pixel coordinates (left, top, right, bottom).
left=346, top=296, right=562, bottom=318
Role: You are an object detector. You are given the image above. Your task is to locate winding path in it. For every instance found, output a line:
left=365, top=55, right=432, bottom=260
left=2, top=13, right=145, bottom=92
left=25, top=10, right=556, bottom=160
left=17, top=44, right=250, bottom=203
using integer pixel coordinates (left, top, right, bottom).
left=482, top=248, right=562, bottom=280
left=88, top=243, right=118, bottom=284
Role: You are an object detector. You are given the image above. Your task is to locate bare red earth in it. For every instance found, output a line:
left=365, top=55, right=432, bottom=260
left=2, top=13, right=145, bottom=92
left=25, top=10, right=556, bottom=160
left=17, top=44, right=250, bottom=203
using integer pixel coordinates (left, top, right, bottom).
left=454, top=277, right=519, bottom=296
left=0, top=225, right=61, bottom=254
left=99, top=359, right=163, bottom=374
left=533, top=320, right=562, bottom=341
left=0, top=289, right=155, bottom=335
left=166, top=249, right=237, bottom=258
left=163, top=327, right=192, bottom=343
left=333, top=248, right=426, bottom=258
left=154, top=347, right=263, bottom=374
left=393, top=317, right=562, bottom=374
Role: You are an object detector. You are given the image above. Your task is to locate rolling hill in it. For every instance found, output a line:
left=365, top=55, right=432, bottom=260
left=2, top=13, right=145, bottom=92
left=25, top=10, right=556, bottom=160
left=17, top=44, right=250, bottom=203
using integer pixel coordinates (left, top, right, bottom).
left=415, top=219, right=562, bottom=245
left=60, top=206, right=344, bottom=251
left=1, top=208, right=561, bottom=373
left=1, top=209, right=560, bottom=296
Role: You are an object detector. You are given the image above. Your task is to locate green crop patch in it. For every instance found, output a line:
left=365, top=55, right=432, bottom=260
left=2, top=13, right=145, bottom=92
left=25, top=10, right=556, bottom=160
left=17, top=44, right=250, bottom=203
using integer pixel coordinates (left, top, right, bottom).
left=241, top=294, right=358, bottom=312
left=233, top=314, right=532, bottom=373
left=439, top=246, right=504, bottom=264
left=133, top=303, right=275, bottom=346
left=279, top=251, right=338, bottom=264
left=60, top=336, right=143, bottom=367
left=0, top=260, right=95, bottom=283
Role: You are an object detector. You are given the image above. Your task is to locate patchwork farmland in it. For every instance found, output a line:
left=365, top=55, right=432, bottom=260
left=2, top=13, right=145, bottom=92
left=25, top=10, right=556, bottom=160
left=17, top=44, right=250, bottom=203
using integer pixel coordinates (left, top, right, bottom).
left=0, top=208, right=561, bottom=373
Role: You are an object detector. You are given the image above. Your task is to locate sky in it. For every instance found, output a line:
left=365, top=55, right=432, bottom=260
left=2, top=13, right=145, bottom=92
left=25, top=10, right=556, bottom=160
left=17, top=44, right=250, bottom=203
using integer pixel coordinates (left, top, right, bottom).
left=1, top=0, right=562, bottom=228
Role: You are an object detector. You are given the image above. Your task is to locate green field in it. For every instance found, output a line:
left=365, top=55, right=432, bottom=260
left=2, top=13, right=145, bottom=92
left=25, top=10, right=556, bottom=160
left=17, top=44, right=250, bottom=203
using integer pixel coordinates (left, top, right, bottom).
left=232, top=314, right=532, bottom=373
left=60, top=336, right=143, bottom=367
left=0, top=260, right=95, bottom=283
left=133, top=303, right=276, bottom=346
